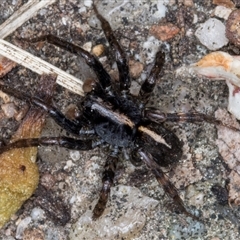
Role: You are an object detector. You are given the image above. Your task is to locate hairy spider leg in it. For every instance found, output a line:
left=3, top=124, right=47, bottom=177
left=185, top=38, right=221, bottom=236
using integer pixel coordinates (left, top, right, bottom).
left=24, top=35, right=113, bottom=93
left=93, top=4, right=131, bottom=95
left=137, top=149, right=200, bottom=221
left=144, top=109, right=240, bottom=132
left=93, top=154, right=118, bottom=219
left=0, top=85, right=84, bottom=135
left=0, top=137, right=95, bottom=155
left=140, top=50, right=165, bottom=104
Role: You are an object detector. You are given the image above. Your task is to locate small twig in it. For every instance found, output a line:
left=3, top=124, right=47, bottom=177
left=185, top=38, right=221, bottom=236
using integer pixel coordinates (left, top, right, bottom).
left=0, top=39, right=84, bottom=96
left=0, top=0, right=84, bottom=96
left=0, top=0, right=57, bottom=39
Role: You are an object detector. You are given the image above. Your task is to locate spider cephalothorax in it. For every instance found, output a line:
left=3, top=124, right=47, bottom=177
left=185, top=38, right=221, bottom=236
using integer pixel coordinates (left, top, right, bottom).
left=0, top=3, right=235, bottom=222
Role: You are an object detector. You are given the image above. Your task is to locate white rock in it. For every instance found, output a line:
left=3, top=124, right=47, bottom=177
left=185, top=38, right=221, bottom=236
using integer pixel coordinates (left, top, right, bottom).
left=84, top=0, right=93, bottom=8
left=31, top=207, right=45, bottom=221
left=82, top=42, right=92, bottom=52
left=70, top=150, right=81, bottom=161
left=213, top=6, right=232, bottom=20
left=195, top=18, right=228, bottom=50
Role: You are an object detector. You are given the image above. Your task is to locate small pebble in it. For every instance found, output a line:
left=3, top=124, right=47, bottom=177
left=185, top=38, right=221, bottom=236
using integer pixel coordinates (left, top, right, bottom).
left=16, top=217, right=31, bottom=239
left=1, top=103, right=17, bottom=118
left=40, top=173, right=56, bottom=190
left=129, top=60, right=144, bottom=79
left=195, top=18, right=228, bottom=50
left=226, top=9, right=240, bottom=47
left=70, top=150, right=81, bottom=161
left=64, top=160, right=74, bottom=170
left=213, top=5, right=232, bottom=20
left=31, top=207, right=45, bottom=221
left=0, top=90, right=10, bottom=103
left=78, top=6, right=87, bottom=14
left=92, top=44, right=104, bottom=57
left=150, top=23, right=180, bottom=41
left=82, top=42, right=92, bottom=52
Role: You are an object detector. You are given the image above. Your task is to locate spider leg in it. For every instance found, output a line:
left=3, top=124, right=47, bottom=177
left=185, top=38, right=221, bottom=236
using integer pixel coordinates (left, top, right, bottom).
left=0, top=85, right=85, bottom=135
left=21, top=35, right=112, bottom=93
left=144, top=109, right=240, bottom=132
left=93, top=4, right=131, bottom=95
left=0, top=137, right=96, bottom=154
left=92, top=153, right=118, bottom=220
left=137, top=148, right=200, bottom=221
left=139, top=50, right=165, bottom=104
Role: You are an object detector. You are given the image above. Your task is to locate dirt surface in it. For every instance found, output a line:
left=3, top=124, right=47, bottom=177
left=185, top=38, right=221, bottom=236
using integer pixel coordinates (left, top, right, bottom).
left=1, top=0, right=240, bottom=239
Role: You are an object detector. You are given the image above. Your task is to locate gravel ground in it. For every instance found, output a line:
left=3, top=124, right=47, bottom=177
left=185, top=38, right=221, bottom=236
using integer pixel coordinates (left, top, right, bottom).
left=0, top=0, right=240, bottom=239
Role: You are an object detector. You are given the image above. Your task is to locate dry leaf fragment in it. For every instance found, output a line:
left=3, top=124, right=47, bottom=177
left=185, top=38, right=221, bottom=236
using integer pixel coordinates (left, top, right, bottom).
left=190, top=51, right=240, bottom=119
left=0, top=74, right=56, bottom=228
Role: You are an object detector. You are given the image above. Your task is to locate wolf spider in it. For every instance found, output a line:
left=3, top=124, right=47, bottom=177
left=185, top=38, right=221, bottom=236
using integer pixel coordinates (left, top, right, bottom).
left=0, top=4, right=236, bottom=221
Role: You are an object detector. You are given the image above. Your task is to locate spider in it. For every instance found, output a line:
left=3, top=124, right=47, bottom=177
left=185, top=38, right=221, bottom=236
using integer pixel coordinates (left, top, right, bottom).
left=0, top=4, right=236, bottom=222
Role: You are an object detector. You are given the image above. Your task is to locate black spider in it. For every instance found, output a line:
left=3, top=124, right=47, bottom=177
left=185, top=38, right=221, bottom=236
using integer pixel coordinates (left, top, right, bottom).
left=0, top=4, right=236, bottom=221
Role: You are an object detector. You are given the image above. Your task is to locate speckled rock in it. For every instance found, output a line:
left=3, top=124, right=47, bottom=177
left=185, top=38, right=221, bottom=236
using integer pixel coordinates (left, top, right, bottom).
left=215, top=108, right=240, bottom=205
left=69, top=185, right=159, bottom=240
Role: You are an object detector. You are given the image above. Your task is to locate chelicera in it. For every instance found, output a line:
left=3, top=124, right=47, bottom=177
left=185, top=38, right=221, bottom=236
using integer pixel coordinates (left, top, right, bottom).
left=0, top=4, right=237, bottom=221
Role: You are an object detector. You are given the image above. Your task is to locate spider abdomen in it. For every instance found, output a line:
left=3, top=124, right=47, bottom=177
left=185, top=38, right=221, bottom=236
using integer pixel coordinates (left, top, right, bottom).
left=136, top=124, right=183, bottom=167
